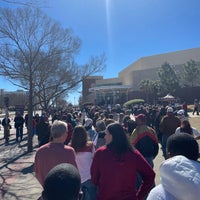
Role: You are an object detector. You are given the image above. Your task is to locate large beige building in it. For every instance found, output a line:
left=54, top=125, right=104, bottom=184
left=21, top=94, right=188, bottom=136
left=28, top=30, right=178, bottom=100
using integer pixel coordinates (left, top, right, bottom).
left=82, top=47, right=200, bottom=105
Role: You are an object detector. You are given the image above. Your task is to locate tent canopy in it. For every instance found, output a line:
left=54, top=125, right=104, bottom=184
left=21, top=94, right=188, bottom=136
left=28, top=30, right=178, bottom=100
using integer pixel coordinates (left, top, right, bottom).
left=161, top=94, right=175, bottom=101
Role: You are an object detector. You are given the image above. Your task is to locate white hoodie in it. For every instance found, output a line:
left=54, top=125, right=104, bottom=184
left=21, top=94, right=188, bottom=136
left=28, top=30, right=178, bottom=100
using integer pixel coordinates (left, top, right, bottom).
left=147, top=155, right=200, bottom=200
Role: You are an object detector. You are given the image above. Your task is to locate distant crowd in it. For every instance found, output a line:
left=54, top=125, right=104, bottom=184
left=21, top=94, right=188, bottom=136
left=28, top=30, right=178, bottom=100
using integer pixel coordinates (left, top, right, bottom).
left=1, top=99, right=200, bottom=200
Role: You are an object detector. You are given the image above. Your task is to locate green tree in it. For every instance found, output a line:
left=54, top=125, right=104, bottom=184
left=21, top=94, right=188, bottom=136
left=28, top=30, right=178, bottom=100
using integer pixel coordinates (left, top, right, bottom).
left=157, top=62, right=180, bottom=94
left=182, top=59, right=200, bottom=87
left=139, top=79, right=154, bottom=103
left=139, top=79, right=161, bottom=103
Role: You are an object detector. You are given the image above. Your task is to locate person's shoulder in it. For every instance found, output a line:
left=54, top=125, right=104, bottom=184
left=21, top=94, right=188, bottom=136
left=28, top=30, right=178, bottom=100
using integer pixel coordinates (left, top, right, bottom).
left=78, top=142, right=94, bottom=152
left=160, top=156, right=200, bottom=199
left=147, top=126, right=156, bottom=133
left=129, top=148, right=143, bottom=158
left=192, top=127, right=200, bottom=136
left=64, top=145, right=77, bottom=155
left=175, top=127, right=180, bottom=133
left=87, top=141, right=94, bottom=150
left=192, top=127, right=198, bottom=132
left=64, top=145, right=75, bottom=151
left=36, top=143, right=51, bottom=155
left=174, top=115, right=180, bottom=120
left=147, top=184, right=172, bottom=200
left=161, top=115, right=168, bottom=120
left=132, top=148, right=141, bottom=154
left=95, top=146, right=107, bottom=154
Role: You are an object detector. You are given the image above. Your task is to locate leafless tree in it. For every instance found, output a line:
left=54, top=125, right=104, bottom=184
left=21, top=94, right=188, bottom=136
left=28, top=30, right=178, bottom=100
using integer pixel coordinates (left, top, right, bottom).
left=0, top=7, right=106, bottom=151
left=0, top=0, right=47, bottom=7
left=33, top=52, right=105, bottom=112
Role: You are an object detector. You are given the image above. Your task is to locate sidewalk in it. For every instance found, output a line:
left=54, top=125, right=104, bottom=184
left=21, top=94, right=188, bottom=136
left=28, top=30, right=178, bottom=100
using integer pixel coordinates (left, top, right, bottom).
left=2, top=151, right=42, bottom=200
left=0, top=131, right=43, bottom=200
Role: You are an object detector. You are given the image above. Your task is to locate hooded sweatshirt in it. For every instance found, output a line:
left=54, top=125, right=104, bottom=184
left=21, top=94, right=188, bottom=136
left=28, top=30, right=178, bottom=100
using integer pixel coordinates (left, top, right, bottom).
left=147, top=155, right=200, bottom=200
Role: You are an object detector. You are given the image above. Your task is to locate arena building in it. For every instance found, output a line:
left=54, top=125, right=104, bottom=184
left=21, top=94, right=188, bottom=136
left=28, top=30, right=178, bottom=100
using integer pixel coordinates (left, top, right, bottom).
left=82, top=47, right=200, bottom=106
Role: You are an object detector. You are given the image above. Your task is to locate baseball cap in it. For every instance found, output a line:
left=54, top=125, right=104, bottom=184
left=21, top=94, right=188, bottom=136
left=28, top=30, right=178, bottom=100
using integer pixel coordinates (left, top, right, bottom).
left=84, top=118, right=93, bottom=127
left=167, top=107, right=173, bottom=113
left=135, top=114, right=146, bottom=123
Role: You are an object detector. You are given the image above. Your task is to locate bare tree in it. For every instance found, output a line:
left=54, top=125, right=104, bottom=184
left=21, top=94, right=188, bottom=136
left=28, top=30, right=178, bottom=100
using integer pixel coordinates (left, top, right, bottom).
left=0, top=0, right=47, bottom=7
left=33, top=52, right=105, bottom=112
left=0, top=7, right=105, bottom=151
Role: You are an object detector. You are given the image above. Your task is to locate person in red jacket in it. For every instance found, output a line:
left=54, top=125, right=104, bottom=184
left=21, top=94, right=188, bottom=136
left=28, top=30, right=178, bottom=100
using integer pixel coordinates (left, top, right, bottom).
left=91, top=122, right=155, bottom=200
left=34, top=120, right=77, bottom=186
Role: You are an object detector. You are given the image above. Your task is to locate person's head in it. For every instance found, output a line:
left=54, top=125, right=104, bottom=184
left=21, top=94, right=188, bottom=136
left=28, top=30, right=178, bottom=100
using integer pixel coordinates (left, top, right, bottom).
left=71, top=125, right=88, bottom=152
left=95, top=120, right=106, bottom=132
left=167, top=107, right=174, bottom=116
left=127, top=119, right=137, bottom=134
left=105, top=118, right=115, bottom=126
left=51, top=120, right=68, bottom=142
left=100, top=112, right=105, bottom=120
left=42, top=163, right=82, bottom=200
left=177, top=109, right=187, bottom=122
left=105, top=122, right=132, bottom=154
left=16, top=112, right=21, bottom=117
left=67, top=113, right=73, bottom=119
left=94, top=112, right=99, bottom=118
left=108, top=114, right=114, bottom=119
left=39, top=116, right=45, bottom=123
left=122, top=115, right=131, bottom=127
left=118, top=113, right=125, bottom=123
left=84, top=118, right=93, bottom=129
left=135, top=114, right=146, bottom=125
left=166, top=133, right=199, bottom=161
left=180, top=120, right=192, bottom=135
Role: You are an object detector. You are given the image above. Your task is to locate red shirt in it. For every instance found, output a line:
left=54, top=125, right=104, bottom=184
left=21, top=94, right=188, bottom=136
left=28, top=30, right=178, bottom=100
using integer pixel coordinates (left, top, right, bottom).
left=91, top=146, right=155, bottom=200
left=34, top=142, right=77, bottom=186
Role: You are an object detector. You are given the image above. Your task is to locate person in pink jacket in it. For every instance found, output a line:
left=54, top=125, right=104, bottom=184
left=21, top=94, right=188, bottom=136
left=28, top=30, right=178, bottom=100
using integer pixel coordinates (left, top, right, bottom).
left=91, top=122, right=155, bottom=200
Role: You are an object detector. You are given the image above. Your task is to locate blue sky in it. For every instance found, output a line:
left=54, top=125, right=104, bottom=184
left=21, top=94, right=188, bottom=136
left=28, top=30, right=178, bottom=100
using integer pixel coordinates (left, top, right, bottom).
left=1, top=0, right=200, bottom=104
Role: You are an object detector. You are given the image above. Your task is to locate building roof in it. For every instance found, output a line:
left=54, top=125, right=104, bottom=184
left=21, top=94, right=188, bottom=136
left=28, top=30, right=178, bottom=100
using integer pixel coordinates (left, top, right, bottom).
left=119, top=47, right=200, bottom=76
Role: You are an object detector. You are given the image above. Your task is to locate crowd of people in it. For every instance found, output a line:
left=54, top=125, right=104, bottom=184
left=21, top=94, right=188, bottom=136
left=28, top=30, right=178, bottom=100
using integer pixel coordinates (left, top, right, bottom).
left=1, top=101, right=200, bottom=199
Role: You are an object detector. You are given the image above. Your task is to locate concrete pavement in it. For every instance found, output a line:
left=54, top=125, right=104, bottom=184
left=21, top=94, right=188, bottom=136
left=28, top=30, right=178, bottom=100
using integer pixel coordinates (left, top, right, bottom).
left=0, top=125, right=43, bottom=200
left=2, top=150, right=42, bottom=200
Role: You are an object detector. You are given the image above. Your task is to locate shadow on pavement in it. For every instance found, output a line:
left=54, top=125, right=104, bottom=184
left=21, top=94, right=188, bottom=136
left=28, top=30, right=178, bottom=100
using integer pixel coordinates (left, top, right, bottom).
left=0, top=134, right=39, bottom=199
left=21, top=163, right=34, bottom=174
